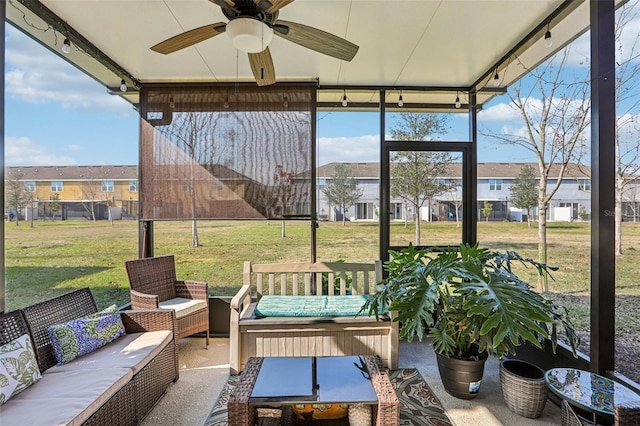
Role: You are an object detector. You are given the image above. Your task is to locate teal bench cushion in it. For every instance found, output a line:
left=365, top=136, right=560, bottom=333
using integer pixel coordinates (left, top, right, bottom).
left=255, top=295, right=372, bottom=317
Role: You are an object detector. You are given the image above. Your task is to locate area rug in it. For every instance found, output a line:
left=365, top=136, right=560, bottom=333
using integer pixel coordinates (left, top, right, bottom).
left=204, top=368, right=452, bottom=426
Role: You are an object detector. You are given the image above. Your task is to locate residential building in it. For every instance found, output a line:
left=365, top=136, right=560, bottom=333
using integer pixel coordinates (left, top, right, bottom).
left=6, top=162, right=639, bottom=223
left=5, top=165, right=138, bottom=220
left=318, top=162, right=639, bottom=223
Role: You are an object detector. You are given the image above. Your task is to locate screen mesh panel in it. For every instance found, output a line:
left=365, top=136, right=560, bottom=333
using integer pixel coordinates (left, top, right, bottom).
left=139, top=83, right=315, bottom=220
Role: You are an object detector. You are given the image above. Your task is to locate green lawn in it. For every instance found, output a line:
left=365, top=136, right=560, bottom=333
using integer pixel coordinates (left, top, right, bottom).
left=4, top=219, right=640, bottom=334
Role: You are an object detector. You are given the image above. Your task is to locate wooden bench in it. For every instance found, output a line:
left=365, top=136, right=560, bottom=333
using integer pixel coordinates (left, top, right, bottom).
left=229, top=261, right=398, bottom=374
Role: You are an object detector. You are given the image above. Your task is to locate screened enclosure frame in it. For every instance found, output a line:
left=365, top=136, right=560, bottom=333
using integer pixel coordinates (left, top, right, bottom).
left=380, top=140, right=474, bottom=258
left=0, top=0, right=625, bottom=395
left=377, top=89, right=479, bottom=263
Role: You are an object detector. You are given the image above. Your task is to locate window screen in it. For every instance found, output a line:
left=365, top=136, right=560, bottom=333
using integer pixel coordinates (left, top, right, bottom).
left=139, top=83, right=315, bottom=220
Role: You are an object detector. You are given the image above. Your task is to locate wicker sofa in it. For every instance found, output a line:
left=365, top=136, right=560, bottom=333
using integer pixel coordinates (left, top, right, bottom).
left=230, top=260, right=398, bottom=375
left=0, top=288, right=179, bottom=426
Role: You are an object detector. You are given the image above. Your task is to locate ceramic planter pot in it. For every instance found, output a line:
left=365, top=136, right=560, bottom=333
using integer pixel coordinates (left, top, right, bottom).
left=435, top=351, right=487, bottom=399
left=500, top=359, right=548, bottom=418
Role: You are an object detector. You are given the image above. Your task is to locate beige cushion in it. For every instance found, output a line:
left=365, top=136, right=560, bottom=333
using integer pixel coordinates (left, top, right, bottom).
left=50, top=330, right=172, bottom=375
left=159, top=297, right=207, bottom=319
left=1, top=367, right=133, bottom=426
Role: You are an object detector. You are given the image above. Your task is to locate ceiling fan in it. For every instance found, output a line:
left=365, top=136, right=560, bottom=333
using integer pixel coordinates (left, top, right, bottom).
left=150, top=0, right=359, bottom=86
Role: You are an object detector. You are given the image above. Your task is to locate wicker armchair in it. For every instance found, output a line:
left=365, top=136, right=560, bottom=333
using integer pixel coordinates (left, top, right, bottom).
left=561, top=400, right=589, bottom=426
left=561, top=399, right=640, bottom=426
left=615, top=401, right=640, bottom=426
left=126, top=255, right=209, bottom=346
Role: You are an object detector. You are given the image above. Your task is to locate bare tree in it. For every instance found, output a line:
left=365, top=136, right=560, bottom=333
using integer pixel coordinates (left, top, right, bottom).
left=612, top=3, right=640, bottom=254
left=623, top=181, right=640, bottom=222
left=443, top=180, right=463, bottom=227
left=159, top=111, right=226, bottom=247
left=272, top=165, right=306, bottom=237
left=483, top=50, right=590, bottom=291
left=25, top=191, right=36, bottom=228
left=452, top=197, right=463, bottom=227
left=81, top=170, right=102, bottom=221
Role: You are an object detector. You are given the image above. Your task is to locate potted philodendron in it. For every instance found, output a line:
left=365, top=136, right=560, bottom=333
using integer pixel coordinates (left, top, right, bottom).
left=363, top=243, right=579, bottom=402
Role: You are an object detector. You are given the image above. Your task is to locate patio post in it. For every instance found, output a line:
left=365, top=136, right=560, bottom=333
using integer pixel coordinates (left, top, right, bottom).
left=379, top=89, right=389, bottom=263
left=466, top=90, right=478, bottom=245
left=311, top=87, right=317, bottom=263
left=590, top=0, right=616, bottom=376
left=1, top=0, right=5, bottom=314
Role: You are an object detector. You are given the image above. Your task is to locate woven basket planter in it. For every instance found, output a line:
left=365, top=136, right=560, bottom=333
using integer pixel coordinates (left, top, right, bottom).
left=500, top=359, right=548, bottom=418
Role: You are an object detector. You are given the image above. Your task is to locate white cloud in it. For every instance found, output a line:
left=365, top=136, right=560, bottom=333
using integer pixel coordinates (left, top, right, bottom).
left=5, top=136, right=77, bottom=166
left=481, top=96, right=587, bottom=128
left=478, top=102, right=520, bottom=122
left=562, top=35, right=591, bottom=68
left=4, top=26, right=133, bottom=116
left=318, top=135, right=380, bottom=165
left=499, top=124, right=530, bottom=139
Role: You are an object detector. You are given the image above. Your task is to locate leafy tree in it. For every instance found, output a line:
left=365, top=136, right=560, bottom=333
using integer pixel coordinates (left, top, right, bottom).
left=578, top=206, right=589, bottom=222
left=481, top=200, right=493, bottom=222
left=322, top=164, right=363, bottom=226
left=510, top=164, right=538, bottom=228
left=623, top=183, right=640, bottom=222
left=49, top=193, right=61, bottom=221
left=5, top=172, right=27, bottom=226
left=389, top=112, right=453, bottom=245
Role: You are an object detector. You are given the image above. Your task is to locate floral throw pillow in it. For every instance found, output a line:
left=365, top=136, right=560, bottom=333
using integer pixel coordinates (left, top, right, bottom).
left=47, top=307, right=125, bottom=365
left=0, top=334, right=42, bottom=405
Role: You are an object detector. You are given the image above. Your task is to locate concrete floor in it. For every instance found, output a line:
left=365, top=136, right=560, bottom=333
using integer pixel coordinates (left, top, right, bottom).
left=140, top=337, right=562, bottom=426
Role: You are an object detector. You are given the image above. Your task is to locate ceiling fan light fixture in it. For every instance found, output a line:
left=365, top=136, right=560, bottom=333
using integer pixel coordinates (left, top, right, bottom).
left=226, top=17, right=273, bottom=53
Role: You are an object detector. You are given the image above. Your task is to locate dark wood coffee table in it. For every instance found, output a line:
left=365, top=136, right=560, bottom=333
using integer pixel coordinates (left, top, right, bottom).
left=228, top=355, right=399, bottom=426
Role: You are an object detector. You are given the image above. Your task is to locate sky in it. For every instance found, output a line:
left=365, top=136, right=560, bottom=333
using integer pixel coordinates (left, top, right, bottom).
left=3, top=12, right=626, bottom=169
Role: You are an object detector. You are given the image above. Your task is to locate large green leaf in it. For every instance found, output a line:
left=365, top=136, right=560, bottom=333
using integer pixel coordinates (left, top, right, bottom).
left=364, top=243, right=580, bottom=359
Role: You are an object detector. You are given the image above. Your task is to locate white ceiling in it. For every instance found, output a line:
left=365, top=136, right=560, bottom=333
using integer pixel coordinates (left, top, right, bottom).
left=6, top=0, right=600, bottom=110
